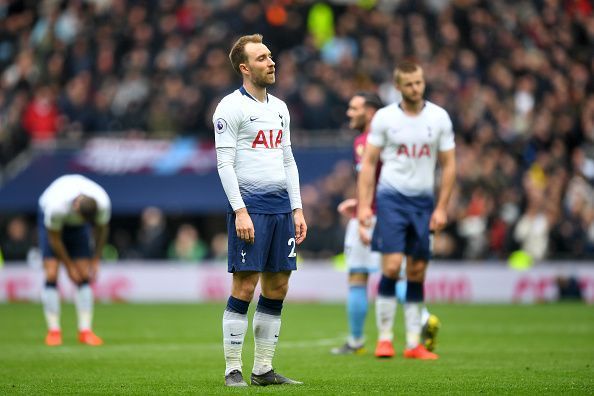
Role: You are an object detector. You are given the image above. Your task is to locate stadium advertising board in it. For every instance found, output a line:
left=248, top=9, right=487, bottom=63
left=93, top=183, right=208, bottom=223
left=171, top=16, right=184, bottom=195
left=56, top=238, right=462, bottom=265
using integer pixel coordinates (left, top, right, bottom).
left=1, top=263, right=592, bottom=303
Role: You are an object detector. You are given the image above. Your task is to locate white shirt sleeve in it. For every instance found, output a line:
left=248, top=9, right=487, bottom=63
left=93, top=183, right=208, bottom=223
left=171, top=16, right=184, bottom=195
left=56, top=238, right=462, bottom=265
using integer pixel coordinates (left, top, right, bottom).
left=283, top=145, right=302, bottom=210
left=213, top=97, right=242, bottom=148
left=44, top=204, right=65, bottom=230
left=367, top=110, right=386, bottom=148
left=216, top=146, right=246, bottom=211
left=438, top=112, right=455, bottom=152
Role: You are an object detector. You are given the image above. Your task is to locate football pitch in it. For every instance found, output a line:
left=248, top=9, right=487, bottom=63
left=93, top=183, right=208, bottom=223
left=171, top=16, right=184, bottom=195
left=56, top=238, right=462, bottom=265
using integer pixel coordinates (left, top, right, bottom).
left=1, top=303, right=592, bottom=395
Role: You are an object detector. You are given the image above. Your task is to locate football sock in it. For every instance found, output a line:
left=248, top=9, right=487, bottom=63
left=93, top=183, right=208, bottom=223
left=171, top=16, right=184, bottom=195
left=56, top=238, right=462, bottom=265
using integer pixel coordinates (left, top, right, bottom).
left=421, top=306, right=430, bottom=325
left=41, top=281, right=60, bottom=331
left=404, top=281, right=424, bottom=349
left=347, top=284, right=367, bottom=346
left=223, top=296, right=249, bottom=376
left=252, top=295, right=282, bottom=376
left=376, top=275, right=397, bottom=341
left=75, top=281, right=93, bottom=331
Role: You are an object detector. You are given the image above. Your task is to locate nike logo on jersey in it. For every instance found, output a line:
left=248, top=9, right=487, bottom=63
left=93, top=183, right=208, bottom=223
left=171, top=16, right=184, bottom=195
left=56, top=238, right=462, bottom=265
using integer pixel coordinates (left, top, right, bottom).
left=230, top=332, right=244, bottom=337
left=250, top=116, right=259, bottom=121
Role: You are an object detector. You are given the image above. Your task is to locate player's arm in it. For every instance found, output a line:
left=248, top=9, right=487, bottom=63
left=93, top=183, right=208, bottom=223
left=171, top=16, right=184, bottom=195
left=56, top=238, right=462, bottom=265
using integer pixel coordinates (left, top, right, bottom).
left=90, top=223, right=109, bottom=281
left=283, top=145, right=307, bottom=244
left=337, top=198, right=357, bottom=218
left=431, top=148, right=456, bottom=231
left=357, top=143, right=381, bottom=245
left=214, top=105, right=254, bottom=244
left=217, top=147, right=255, bottom=244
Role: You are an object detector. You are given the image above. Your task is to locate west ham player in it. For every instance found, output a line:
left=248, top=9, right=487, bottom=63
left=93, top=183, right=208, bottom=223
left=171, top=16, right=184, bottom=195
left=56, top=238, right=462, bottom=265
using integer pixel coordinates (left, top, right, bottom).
left=38, top=174, right=110, bottom=346
left=331, top=92, right=383, bottom=355
left=213, top=34, right=307, bottom=387
left=358, top=61, right=456, bottom=360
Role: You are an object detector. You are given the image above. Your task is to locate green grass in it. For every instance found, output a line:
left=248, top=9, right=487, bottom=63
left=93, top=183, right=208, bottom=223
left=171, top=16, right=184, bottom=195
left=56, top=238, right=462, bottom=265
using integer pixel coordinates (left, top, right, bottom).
left=1, top=303, right=593, bottom=395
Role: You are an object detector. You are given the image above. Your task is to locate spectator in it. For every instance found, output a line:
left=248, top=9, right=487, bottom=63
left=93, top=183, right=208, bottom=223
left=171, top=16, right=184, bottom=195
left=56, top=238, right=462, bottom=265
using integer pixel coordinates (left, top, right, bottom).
left=167, top=223, right=208, bottom=262
left=137, top=206, right=167, bottom=259
left=1, top=216, right=33, bottom=261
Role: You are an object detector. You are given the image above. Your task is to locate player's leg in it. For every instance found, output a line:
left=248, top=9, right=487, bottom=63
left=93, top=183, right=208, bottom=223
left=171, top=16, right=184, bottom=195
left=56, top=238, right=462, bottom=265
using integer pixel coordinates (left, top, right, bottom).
left=398, top=255, right=441, bottom=352
left=41, top=258, right=62, bottom=346
left=38, top=211, right=62, bottom=346
left=251, top=271, right=301, bottom=386
left=63, top=225, right=103, bottom=346
left=332, top=272, right=368, bottom=354
left=72, top=257, right=103, bottom=345
left=332, top=218, right=372, bottom=354
left=403, top=256, right=437, bottom=359
left=223, top=271, right=259, bottom=387
left=371, top=203, right=408, bottom=358
left=375, top=252, right=403, bottom=357
left=250, top=212, right=301, bottom=386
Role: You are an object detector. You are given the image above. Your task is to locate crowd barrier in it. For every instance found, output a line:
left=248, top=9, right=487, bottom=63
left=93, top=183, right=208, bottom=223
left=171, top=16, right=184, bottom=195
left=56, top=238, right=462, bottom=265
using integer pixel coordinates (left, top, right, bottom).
left=1, top=261, right=593, bottom=303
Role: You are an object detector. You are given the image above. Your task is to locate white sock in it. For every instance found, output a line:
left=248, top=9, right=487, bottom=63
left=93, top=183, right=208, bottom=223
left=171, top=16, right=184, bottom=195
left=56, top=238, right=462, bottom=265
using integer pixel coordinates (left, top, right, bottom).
left=347, top=335, right=365, bottom=348
left=75, top=284, right=93, bottom=331
left=41, top=286, right=60, bottom=331
left=421, top=306, right=430, bottom=325
left=404, top=303, right=422, bottom=349
left=252, top=311, right=281, bottom=375
left=375, top=296, right=397, bottom=341
left=223, top=310, right=248, bottom=376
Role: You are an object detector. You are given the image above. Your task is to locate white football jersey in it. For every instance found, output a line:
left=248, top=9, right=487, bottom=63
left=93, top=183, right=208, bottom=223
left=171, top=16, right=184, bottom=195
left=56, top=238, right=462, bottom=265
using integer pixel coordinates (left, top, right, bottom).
left=39, top=174, right=111, bottom=230
left=367, top=101, right=455, bottom=198
left=213, top=87, right=292, bottom=213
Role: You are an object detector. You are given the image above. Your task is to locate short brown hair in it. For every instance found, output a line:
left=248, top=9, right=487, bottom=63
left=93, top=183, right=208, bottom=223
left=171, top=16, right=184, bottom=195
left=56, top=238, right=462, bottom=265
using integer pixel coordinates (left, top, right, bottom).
left=79, top=195, right=98, bottom=223
left=229, top=34, right=263, bottom=76
left=393, top=60, right=421, bottom=84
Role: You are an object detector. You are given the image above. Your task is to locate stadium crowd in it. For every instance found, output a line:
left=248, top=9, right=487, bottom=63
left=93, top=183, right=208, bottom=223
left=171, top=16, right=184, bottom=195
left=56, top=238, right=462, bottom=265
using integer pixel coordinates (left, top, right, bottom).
left=1, top=0, right=593, bottom=262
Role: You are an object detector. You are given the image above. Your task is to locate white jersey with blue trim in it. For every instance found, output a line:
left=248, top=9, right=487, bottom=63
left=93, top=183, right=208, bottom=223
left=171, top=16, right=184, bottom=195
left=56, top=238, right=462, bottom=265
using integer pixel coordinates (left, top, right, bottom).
left=367, top=101, right=455, bottom=201
left=213, top=87, right=292, bottom=214
left=39, top=174, right=111, bottom=230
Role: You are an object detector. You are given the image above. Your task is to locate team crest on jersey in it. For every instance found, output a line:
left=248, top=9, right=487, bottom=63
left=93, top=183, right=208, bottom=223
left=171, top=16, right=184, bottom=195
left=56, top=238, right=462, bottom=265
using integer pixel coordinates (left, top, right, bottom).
left=215, top=118, right=227, bottom=133
left=278, top=113, right=284, bottom=127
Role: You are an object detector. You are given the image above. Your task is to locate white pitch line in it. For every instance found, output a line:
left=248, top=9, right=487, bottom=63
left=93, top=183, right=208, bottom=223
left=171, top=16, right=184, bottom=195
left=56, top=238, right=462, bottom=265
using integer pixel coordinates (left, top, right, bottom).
left=24, top=337, right=346, bottom=354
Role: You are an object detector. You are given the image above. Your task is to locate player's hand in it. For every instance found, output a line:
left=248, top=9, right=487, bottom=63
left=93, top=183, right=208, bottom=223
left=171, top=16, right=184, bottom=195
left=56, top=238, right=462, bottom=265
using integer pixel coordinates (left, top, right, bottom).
left=89, top=257, right=100, bottom=282
left=358, top=206, right=373, bottom=245
left=430, top=207, right=447, bottom=232
left=235, top=208, right=255, bottom=244
left=337, top=198, right=357, bottom=218
left=293, top=208, right=307, bottom=244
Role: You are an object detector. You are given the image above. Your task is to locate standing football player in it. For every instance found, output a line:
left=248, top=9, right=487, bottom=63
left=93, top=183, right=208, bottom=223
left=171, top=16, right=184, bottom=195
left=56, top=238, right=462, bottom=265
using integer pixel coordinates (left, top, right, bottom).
left=331, top=92, right=441, bottom=357
left=38, top=174, right=110, bottom=346
left=213, top=34, right=307, bottom=387
left=330, top=92, right=383, bottom=355
left=358, top=61, right=456, bottom=360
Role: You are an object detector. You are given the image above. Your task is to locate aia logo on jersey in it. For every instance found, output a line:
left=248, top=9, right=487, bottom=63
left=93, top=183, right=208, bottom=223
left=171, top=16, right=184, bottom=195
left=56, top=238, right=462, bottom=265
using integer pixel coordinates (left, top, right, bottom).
left=252, top=129, right=283, bottom=148
left=397, top=143, right=431, bottom=158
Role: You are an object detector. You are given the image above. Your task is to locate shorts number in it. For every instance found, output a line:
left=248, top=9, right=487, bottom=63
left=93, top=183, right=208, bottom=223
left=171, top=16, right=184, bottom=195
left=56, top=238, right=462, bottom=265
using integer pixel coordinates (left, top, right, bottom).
left=287, top=238, right=297, bottom=258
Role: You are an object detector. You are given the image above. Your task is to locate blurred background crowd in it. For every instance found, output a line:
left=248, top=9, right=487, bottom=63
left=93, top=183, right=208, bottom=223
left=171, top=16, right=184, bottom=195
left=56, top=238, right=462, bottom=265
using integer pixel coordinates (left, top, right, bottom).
left=1, top=0, right=593, bottom=263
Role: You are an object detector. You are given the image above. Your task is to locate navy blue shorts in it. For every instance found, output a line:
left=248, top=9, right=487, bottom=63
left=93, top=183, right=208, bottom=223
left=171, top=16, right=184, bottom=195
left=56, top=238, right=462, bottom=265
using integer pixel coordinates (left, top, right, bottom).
left=226, top=212, right=297, bottom=273
left=38, top=209, right=92, bottom=259
left=371, top=196, right=432, bottom=260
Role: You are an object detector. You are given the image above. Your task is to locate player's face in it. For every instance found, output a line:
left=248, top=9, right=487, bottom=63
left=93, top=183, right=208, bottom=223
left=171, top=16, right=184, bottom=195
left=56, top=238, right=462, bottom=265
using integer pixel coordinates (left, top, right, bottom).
left=396, top=69, right=425, bottom=105
left=243, top=42, right=275, bottom=88
left=347, top=96, right=367, bottom=132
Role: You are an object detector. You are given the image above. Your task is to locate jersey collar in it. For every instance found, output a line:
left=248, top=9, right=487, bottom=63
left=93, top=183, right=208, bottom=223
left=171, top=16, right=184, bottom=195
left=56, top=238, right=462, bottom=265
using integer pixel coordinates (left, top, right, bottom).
left=240, top=86, right=269, bottom=103
left=398, top=100, right=426, bottom=113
